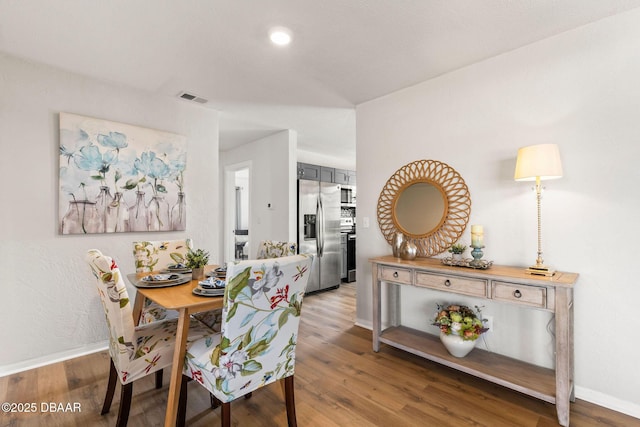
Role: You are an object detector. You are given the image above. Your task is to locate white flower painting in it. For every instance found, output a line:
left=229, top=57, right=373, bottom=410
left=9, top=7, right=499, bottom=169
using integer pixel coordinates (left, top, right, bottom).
left=59, top=113, right=187, bottom=234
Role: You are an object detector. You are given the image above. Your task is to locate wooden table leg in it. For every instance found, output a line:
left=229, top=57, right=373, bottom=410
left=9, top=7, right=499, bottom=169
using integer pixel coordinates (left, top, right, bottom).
left=132, top=292, right=145, bottom=326
left=165, top=308, right=190, bottom=427
left=555, top=287, right=572, bottom=427
left=372, top=265, right=381, bottom=352
left=389, top=282, right=400, bottom=327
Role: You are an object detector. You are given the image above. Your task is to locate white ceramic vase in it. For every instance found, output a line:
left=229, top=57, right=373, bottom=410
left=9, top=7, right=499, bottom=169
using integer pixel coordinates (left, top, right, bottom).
left=440, top=332, right=477, bottom=358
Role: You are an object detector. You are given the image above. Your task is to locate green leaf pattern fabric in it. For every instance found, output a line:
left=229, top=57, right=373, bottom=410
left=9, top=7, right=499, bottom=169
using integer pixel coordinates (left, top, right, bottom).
left=132, top=239, right=192, bottom=273
left=183, top=254, right=314, bottom=403
left=194, top=240, right=296, bottom=332
left=132, top=239, right=192, bottom=324
left=256, top=240, right=297, bottom=259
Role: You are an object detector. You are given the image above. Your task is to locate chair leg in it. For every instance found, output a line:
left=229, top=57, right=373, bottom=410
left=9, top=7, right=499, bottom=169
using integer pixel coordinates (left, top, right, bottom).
left=155, top=369, right=163, bottom=389
left=101, top=359, right=118, bottom=415
left=116, top=382, right=133, bottom=427
left=221, top=402, right=231, bottom=427
left=210, top=393, right=221, bottom=409
left=177, top=375, right=189, bottom=427
left=284, top=376, right=297, bottom=427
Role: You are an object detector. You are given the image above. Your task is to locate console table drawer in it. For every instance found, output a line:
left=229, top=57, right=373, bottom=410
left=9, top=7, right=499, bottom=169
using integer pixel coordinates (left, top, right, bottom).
left=492, top=281, right=547, bottom=308
left=379, top=266, right=413, bottom=284
left=415, top=272, right=487, bottom=297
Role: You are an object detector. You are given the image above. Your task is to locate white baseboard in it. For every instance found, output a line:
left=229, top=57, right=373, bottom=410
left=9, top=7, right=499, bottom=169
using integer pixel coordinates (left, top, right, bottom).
left=575, top=386, right=640, bottom=420
left=354, top=318, right=639, bottom=420
left=0, top=341, right=108, bottom=377
left=354, top=319, right=372, bottom=330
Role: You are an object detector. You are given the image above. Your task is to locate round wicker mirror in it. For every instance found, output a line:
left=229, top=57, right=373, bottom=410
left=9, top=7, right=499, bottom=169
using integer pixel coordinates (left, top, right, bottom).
left=377, top=159, right=471, bottom=257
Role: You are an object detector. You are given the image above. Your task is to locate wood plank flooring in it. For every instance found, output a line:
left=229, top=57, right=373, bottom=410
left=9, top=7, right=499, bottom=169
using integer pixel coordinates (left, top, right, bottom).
left=1, top=282, right=638, bottom=426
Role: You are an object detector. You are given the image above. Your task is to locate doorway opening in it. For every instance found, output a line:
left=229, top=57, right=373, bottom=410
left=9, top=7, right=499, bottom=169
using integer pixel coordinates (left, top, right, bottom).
left=224, top=162, right=251, bottom=262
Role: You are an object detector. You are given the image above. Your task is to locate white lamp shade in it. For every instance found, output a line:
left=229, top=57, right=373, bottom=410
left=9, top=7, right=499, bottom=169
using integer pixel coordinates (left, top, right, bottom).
left=514, top=143, right=563, bottom=181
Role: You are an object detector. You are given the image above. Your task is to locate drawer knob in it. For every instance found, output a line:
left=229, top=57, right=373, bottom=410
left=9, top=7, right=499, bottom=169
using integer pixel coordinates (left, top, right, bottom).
left=393, top=271, right=399, bottom=278
left=444, top=279, right=451, bottom=287
left=513, top=290, right=522, bottom=298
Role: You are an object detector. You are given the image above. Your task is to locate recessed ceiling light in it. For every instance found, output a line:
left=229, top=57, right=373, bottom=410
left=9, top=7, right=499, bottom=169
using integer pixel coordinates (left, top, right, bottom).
left=269, top=27, right=292, bottom=46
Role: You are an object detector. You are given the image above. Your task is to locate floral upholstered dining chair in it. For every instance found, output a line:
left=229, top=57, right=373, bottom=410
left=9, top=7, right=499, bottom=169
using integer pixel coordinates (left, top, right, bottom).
left=132, top=239, right=192, bottom=324
left=180, top=254, right=314, bottom=427
left=133, top=239, right=192, bottom=273
left=256, top=240, right=297, bottom=259
left=192, top=240, right=298, bottom=334
left=86, top=249, right=215, bottom=427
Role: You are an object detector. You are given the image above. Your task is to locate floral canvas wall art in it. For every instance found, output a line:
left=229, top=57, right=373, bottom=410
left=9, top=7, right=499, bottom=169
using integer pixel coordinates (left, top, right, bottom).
left=59, top=113, right=187, bottom=234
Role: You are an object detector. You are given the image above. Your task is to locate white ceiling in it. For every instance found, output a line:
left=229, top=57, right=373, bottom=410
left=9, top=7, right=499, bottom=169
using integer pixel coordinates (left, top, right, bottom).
left=2, top=0, right=640, bottom=158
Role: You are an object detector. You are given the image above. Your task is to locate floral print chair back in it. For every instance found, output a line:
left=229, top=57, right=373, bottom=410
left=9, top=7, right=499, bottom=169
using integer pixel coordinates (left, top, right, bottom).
left=85, top=249, right=214, bottom=427
left=194, top=240, right=298, bottom=334
left=132, top=239, right=192, bottom=324
left=256, top=240, right=297, bottom=259
left=182, top=254, right=314, bottom=427
left=133, top=239, right=192, bottom=273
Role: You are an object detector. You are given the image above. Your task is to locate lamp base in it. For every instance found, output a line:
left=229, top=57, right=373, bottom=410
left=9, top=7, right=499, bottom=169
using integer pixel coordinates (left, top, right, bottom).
left=525, top=264, right=556, bottom=277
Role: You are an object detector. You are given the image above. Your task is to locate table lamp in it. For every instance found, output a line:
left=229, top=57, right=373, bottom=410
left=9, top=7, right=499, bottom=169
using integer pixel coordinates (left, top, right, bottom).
left=514, top=143, right=563, bottom=276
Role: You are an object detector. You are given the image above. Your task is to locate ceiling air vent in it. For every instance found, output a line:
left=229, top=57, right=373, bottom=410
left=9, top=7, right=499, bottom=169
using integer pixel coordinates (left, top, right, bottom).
left=178, top=91, right=208, bottom=104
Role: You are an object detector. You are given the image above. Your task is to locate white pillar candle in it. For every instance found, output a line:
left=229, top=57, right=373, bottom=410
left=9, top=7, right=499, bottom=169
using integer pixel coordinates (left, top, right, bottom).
left=471, top=225, right=484, bottom=247
left=471, top=225, right=483, bottom=234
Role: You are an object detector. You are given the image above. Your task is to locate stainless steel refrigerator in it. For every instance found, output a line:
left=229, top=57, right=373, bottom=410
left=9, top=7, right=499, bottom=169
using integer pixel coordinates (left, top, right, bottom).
left=298, top=179, right=341, bottom=293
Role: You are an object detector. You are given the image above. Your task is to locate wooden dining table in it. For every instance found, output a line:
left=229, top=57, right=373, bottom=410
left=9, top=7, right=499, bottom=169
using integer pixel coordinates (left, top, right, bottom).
left=128, top=266, right=223, bottom=427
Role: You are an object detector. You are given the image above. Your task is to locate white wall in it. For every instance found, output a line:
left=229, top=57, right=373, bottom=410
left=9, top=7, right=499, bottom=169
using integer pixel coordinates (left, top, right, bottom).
left=220, top=130, right=298, bottom=259
left=298, top=148, right=356, bottom=171
left=0, top=53, right=220, bottom=374
left=356, top=9, right=640, bottom=418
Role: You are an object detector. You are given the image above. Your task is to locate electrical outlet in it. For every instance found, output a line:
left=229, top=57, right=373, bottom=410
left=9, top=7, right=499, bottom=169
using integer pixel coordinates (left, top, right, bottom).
left=484, top=315, right=493, bottom=332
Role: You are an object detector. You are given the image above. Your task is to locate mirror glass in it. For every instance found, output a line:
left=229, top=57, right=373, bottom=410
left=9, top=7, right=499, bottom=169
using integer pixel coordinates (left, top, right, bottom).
left=395, top=182, right=445, bottom=235
left=377, top=159, right=471, bottom=257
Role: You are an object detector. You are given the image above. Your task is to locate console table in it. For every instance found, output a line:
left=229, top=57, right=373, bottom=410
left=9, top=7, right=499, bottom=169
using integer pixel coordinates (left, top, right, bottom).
left=370, top=256, right=578, bottom=426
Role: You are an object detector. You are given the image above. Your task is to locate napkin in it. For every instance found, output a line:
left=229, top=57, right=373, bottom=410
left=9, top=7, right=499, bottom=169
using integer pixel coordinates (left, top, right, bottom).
left=142, top=273, right=180, bottom=282
left=199, top=277, right=226, bottom=289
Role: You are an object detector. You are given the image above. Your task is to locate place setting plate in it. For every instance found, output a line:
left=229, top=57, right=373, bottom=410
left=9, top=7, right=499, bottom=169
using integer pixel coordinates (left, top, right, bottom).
left=135, top=273, right=190, bottom=288
left=192, top=287, right=225, bottom=297
left=193, top=277, right=226, bottom=297
left=206, top=266, right=227, bottom=279
left=165, top=264, right=192, bottom=273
